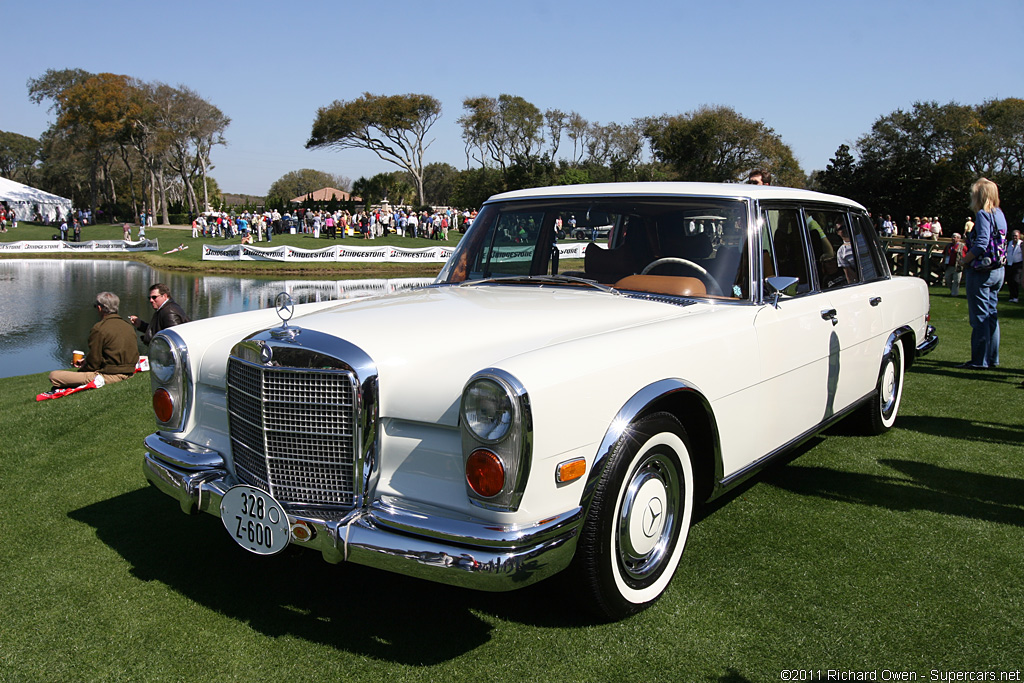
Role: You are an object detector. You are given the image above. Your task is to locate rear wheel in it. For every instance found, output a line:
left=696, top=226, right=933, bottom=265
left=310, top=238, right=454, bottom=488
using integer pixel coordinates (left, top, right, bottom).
left=574, top=412, right=694, bottom=620
left=856, top=337, right=905, bottom=434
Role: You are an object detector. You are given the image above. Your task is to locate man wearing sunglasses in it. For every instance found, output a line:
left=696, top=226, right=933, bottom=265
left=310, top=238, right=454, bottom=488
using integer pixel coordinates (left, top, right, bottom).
left=129, top=283, right=191, bottom=346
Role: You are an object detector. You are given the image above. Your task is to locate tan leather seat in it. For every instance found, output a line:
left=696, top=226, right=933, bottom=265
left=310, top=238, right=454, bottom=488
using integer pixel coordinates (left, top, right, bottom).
left=614, top=275, right=707, bottom=297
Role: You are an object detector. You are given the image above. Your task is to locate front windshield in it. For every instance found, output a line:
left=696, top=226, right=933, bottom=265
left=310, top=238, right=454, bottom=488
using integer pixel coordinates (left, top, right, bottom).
left=437, top=196, right=751, bottom=300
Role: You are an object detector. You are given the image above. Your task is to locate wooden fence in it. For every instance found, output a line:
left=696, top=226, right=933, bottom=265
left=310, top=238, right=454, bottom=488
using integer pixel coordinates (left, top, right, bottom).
left=882, top=237, right=950, bottom=283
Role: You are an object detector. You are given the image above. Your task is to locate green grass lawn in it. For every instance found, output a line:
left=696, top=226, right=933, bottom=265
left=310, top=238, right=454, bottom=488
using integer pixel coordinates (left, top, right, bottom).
left=1, top=290, right=1021, bottom=682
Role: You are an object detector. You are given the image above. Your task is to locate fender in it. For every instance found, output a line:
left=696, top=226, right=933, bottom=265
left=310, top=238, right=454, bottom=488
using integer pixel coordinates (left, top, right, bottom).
left=579, top=378, right=722, bottom=520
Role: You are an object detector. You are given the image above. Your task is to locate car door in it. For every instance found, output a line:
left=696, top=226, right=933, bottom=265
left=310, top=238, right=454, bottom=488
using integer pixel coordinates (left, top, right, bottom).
left=808, top=208, right=889, bottom=410
left=752, top=205, right=840, bottom=453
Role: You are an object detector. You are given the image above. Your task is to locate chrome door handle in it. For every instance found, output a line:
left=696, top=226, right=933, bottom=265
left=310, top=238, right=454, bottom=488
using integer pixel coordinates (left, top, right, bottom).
left=869, top=296, right=882, bottom=307
left=821, top=308, right=838, bottom=326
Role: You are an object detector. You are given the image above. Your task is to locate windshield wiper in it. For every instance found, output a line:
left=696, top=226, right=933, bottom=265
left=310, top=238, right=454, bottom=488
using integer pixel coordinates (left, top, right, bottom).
left=459, top=275, right=620, bottom=295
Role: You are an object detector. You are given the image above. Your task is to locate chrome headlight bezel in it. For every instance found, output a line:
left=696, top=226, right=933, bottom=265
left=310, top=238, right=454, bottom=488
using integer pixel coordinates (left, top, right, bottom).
left=150, top=329, right=190, bottom=433
left=460, top=369, right=532, bottom=511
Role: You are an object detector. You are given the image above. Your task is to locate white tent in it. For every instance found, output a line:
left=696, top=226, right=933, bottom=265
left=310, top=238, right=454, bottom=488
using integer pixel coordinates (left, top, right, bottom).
left=0, top=176, right=73, bottom=223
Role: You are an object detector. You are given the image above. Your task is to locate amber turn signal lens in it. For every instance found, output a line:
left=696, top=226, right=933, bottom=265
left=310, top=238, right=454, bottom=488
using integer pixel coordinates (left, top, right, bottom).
left=153, top=388, right=174, bottom=423
left=466, top=449, right=505, bottom=498
left=556, top=458, right=586, bottom=483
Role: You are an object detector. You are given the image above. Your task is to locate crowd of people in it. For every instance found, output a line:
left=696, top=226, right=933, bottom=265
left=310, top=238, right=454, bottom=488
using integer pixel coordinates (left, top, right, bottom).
left=878, top=215, right=946, bottom=239
left=0, top=205, right=17, bottom=232
left=24, top=176, right=1024, bottom=396
left=190, top=207, right=476, bottom=243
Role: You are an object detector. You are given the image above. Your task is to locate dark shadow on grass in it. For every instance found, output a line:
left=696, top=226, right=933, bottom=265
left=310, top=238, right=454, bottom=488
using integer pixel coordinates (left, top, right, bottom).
left=763, top=459, right=1024, bottom=528
left=907, top=357, right=1022, bottom=385
left=69, top=488, right=593, bottom=664
left=891, top=415, right=1024, bottom=446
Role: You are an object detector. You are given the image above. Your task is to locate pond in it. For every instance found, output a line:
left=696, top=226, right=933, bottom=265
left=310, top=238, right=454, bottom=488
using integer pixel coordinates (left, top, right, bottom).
left=0, top=259, right=432, bottom=380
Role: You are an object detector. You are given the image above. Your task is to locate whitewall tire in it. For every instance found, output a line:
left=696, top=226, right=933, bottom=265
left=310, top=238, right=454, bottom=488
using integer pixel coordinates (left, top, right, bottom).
left=857, top=336, right=905, bottom=435
left=576, top=412, right=695, bottom=620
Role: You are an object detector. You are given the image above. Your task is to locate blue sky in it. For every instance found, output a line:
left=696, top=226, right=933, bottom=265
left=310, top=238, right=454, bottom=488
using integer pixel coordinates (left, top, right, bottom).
left=3, top=0, right=1022, bottom=196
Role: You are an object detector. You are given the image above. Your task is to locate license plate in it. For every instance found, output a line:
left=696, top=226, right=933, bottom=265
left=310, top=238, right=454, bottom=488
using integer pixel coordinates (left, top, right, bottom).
left=220, top=485, right=290, bottom=555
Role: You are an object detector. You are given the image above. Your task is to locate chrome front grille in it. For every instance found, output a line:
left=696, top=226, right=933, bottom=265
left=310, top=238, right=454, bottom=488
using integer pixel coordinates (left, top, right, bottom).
left=227, top=358, right=357, bottom=507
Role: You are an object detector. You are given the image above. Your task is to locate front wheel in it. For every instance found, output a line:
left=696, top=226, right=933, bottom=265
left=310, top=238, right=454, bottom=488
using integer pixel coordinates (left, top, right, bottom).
left=574, top=412, right=695, bottom=620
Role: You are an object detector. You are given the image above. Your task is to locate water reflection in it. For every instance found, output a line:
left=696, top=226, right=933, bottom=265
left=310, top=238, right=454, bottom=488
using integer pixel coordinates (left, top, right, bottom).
left=0, top=259, right=433, bottom=379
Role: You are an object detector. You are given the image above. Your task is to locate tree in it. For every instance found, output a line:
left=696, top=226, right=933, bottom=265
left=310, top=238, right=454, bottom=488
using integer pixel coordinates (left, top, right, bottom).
left=54, top=72, right=142, bottom=217
left=0, top=131, right=41, bottom=181
left=854, top=101, right=978, bottom=221
left=27, top=68, right=95, bottom=115
left=27, top=68, right=232, bottom=223
left=419, top=162, right=459, bottom=206
left=458, top=94, right=544, bottom=176
left=565, top=111, right=592, bottom=166
left=306, top=93, right=441, bottom=206
left=645, top=106, right=805, bottom=186
left=352, top=172, right=413, bottom=206
left=266, top=169, right=351, bottom=203
left=585, top=120, right=646, bottom=179
left=450, top=166, right=504, bottom=209
left=554, top=166, right=591, bottom=186
left=152, top=84, right=230, bottom=216
left=850, top=99, right=1024, bottom=223
left=980, top=97, right=1024, bottom=176
left=544, top=109, right=568, bottom=161
left=812, top=144, right=858, bottom=198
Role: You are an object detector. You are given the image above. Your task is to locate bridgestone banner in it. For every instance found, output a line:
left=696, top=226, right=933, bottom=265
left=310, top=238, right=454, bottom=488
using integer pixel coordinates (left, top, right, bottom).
left=202, top=243, right=454, bottom=262
left=201, top=241, right=590, bottom=262
left=0, top=239, right=159, bottom=253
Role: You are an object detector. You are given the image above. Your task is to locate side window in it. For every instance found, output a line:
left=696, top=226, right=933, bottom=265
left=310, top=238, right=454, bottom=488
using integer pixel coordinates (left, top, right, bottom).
left=763, top=207, right=811, bottom=294
left=851, top=213, right=888, bottom=281
left=806, top=208, right=856, bottom=289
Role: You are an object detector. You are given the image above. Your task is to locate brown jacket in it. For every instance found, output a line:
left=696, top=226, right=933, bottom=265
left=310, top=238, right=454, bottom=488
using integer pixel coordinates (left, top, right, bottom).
left=85, top=314, right=140, bottom=375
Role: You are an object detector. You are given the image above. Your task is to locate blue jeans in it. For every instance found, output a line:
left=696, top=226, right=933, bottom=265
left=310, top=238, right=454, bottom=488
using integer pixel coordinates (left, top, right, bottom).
left=965, top=266, right=1004, bottom=367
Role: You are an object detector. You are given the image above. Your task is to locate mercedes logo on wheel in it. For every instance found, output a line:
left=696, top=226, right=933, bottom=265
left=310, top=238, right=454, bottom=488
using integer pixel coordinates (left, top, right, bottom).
left=642, top=497, right=664, bottom=538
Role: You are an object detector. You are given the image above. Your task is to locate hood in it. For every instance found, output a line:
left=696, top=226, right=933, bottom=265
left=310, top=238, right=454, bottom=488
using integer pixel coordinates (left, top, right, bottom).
left=287, top=284, right=699, bottom=424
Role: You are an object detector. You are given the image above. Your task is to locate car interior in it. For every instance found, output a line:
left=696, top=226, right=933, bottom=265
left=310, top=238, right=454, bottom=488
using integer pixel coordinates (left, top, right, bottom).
left=448, top=199, right=752, bottom=300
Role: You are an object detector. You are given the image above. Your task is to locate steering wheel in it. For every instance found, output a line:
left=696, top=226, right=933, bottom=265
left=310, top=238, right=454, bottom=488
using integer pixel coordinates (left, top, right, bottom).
left=640, top=257, right=723, bottom=296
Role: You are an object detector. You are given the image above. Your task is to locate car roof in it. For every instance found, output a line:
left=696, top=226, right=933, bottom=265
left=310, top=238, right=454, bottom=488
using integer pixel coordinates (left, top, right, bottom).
left=486, top=182, right=867, bottom=211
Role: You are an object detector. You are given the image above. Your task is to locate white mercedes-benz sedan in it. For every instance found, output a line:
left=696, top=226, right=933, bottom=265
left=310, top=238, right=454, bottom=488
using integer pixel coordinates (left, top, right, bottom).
left=143, top=182, right=937, bottom=620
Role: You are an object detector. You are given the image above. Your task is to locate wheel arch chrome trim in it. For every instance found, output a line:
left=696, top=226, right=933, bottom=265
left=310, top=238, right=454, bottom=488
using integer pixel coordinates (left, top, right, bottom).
left=581, top=379, right=722, bottom=520
left=885, top=325, right=915, bottom=368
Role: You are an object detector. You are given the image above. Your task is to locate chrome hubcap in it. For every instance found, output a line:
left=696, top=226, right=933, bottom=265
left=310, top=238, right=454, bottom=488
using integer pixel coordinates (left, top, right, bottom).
left=880, top=347, right=901, bottom=418
left=617, top=452, right=679, bottom=581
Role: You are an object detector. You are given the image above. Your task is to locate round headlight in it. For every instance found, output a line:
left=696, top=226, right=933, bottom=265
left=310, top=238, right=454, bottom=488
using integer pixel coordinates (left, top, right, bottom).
left=149, top=336, right=176, bottom=383
left=462, top=378, right=514, bottom=442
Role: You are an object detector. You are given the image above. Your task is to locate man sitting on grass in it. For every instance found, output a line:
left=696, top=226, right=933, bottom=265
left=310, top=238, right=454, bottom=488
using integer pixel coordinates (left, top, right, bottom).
left=45, top=292, right=139, bottom=394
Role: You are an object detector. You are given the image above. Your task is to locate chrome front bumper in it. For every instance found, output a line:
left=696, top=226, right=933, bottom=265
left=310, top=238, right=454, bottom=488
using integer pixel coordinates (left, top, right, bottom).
left=143, top=433, right=581, bottom=592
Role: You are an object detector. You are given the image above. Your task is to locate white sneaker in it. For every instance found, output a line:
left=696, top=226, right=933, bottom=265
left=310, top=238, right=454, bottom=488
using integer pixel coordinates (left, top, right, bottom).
left=1010, top=298, right=1019, bottom=303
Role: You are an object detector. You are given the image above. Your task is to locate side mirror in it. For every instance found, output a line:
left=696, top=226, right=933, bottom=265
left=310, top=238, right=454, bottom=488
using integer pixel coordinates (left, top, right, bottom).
left=765, top=276, right=800, bottom=308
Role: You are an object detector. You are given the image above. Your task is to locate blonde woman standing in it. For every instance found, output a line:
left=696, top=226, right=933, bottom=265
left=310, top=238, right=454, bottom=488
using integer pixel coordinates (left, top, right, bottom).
left=960, top=178, right=1007, bottom=369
